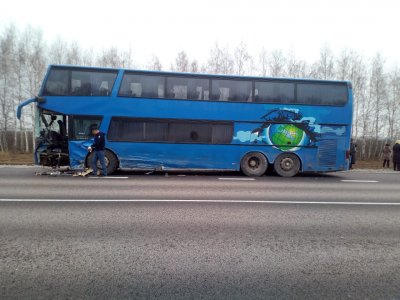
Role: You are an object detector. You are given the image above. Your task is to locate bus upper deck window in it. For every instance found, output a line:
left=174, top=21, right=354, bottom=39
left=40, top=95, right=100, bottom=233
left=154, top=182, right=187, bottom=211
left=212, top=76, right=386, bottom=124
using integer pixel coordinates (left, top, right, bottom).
left=211, top=79, right=252, bottom=102
left=42, top=69, right=69, bottom=96
left=42, top=68, right=117, bottom=97
left=119, top=74, right=165, bottom=99
left=254, top=81, right=295, bottom=103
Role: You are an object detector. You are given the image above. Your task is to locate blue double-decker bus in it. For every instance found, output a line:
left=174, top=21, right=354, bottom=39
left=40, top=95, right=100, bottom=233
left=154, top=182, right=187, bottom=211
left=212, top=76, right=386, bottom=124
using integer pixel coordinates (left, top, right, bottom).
left=17, top=65, right=353, bottom=177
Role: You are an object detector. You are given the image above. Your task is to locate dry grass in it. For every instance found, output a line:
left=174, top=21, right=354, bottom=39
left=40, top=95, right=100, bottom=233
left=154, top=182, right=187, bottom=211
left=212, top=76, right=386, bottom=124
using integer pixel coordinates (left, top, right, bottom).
left=353, top=160, right=391, bottom=169
left=0, top=152, right=34, bottom=165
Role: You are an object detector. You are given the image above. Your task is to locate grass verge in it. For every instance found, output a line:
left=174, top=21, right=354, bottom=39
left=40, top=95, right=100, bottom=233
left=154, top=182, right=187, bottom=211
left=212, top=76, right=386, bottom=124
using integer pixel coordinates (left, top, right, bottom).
left=0, top=152, right=34, bottom=165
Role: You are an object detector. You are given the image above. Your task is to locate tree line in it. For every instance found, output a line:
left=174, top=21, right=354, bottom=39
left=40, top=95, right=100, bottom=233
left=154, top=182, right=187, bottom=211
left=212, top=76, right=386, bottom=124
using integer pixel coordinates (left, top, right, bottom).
left=1, top=25, right=399, bottom=159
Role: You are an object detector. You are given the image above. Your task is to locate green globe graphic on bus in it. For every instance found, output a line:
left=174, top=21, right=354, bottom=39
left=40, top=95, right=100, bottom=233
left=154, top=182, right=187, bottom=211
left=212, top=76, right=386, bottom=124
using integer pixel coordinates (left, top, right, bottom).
left=267, top=124, right=306, bottom=151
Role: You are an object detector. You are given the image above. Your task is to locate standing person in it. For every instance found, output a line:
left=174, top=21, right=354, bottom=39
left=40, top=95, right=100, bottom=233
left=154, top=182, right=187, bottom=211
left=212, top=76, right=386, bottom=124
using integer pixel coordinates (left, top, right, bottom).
left=349, top=138, right=357, bottom=169
left=88, top=124, right=107, bottom=177
left=382, top=143, right=392, bottom=168
left=393, top=140, right=400, bottom=171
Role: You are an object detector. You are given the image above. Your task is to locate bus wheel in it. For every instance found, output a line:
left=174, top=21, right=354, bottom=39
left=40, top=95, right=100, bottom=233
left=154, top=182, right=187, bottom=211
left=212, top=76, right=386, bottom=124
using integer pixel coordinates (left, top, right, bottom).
left=240, top=152, right=268, bottom=177
left=87, top=150, right=119, bottom=175
left=104, top=150, right=118, bottom=174
left=274, top=153, right=300, bottom=177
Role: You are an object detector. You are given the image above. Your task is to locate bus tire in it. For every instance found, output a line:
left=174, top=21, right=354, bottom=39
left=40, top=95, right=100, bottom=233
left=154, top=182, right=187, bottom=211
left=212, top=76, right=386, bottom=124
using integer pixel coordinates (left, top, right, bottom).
left=87, top=149, right=119, bottom=175
left=240, top=152, right=268, bottom=177
left=105, top=150, right=119, bottom=175
left=274, top=153, right=300, bottom=177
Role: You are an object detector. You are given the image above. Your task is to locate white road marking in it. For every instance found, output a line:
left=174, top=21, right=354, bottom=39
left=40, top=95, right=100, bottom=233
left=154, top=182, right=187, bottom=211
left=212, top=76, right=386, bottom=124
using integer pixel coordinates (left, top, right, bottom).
left=88, top=176, right=129, bottom=179
left=341, top=180, right=379, bottom=183
left=1, top=199, right=400, bottom=206
left=218, top=178, right=256, bottom=181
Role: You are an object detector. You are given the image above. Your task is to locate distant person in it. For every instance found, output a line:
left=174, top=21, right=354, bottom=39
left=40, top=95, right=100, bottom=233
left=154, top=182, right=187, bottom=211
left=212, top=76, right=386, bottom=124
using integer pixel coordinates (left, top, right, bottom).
left=382, top=143, right=392, bottom=168
left=88, top=124, right=107, bottom=177
left=393, top=140, right=400, bottom=171
left=350, top=138, right=357, bottom=169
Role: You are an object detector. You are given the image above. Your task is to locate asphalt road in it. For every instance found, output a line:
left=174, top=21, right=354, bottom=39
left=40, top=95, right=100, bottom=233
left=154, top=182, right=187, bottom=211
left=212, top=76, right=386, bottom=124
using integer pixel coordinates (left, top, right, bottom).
left=0, top=166, right=400, bottom=299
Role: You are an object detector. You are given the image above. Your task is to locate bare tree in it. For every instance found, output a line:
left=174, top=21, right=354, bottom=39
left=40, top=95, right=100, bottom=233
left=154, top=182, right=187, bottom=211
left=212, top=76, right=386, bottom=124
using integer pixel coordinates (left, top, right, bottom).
left=336, top=48, right=351, bottom=80
left=82, top=48, right=95, bottom=66
left=286, top=50, right=307, bottom=78
left=14, top=32, right=29, bottom=152
left=174, top=51, right=189, bottom=72
left=315, top=44, right=335, bottom=79
left=147, top=55, right=163, bottom=71
left=349, top=52, right=365, bottom=141
left=386, top=67, right=400, bottom=140
left=96, top=47, right=118, bottom=68
left=66, top=41, right=82, bottom=65
left=23, top=26, right=47, bottom=150
left=190, top=60, right=199, bottom=73
left=207, top=43, right=233, bottom=75
left=269, top=49, right=286, bottom=77
left=49, top=36, right=68, bottom=65
left=96, top=47, right=133, bottom=68
left=0, top=25, right=17, bottom=151
left=258, top=47, right=268, bottom=77
left=234, top=42, right=251, bottom=75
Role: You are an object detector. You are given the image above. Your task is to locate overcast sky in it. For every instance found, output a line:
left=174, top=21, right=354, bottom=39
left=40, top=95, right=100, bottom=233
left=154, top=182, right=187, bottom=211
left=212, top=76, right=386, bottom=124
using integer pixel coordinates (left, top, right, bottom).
left=1, top=0, right=399, bottom=66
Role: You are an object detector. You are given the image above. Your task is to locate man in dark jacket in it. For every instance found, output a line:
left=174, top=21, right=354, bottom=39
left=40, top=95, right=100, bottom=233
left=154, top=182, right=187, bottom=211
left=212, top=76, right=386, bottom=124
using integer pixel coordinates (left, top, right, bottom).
left=349, top=138, right=357, bottom=169
left=88, top=124, right=107, bottom=176
left=393, top=140, right=400, bottom=171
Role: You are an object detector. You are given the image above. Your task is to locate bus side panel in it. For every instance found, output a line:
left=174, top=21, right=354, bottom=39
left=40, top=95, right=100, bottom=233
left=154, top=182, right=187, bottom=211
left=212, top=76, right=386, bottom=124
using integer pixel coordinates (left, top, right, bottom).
left=107, top=142, right=242, bottom=170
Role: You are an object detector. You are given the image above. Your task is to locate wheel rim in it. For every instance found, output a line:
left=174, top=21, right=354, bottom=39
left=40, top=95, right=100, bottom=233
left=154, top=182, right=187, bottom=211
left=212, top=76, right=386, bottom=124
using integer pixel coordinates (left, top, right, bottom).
left=280, top=157, right=294, bottom=171
left=248, top=157, right=260, bottom=170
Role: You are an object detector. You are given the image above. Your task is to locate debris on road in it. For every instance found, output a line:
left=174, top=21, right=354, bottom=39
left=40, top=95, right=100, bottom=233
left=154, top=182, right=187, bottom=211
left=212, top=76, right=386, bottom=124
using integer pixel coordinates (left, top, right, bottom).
left=35, top=166, right=94, bottom=177
left=73, top=168, right=94, bottom=177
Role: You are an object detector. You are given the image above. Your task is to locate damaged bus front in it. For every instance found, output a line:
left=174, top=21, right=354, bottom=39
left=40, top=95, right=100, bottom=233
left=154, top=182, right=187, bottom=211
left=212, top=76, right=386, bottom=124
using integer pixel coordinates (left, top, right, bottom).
left=16, top=65, right=116, bottom=172
left=34, top=109, right=69, bottom=167
left=18, top=100, right=103, bottom=170
left=18, top=100, right=69, bottom=168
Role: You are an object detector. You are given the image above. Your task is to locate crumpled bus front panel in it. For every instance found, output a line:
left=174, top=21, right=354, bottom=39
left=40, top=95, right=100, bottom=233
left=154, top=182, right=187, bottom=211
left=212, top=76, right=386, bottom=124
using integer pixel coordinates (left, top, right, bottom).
left=68, top=140, right=92, bottom=169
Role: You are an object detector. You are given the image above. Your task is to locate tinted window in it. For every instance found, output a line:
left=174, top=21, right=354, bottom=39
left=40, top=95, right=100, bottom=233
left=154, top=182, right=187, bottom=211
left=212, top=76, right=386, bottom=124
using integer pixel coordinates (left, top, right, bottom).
left=108, top=118, right=233, bottom=144
left=169, top=122, right=211, bottom=143
left=212, top=124, right=233, bottom=144
left=42, top=68, right=117, bottom=96
left=297, top=84, right=348, bottom=105
left=108, top=118, right=168, bottom=142
left=211, top=79, right=252, bottom=102
left=166, top=77, right=210, bottom=100
left=71, top=116, right=102, bottom=140
left=255, top=81, right=295, bottom=103
left=71, top=71, right=116, bottom=96
left=119, top=74, right=165, bottom=98
left=42, top=69, right=69, bottom=96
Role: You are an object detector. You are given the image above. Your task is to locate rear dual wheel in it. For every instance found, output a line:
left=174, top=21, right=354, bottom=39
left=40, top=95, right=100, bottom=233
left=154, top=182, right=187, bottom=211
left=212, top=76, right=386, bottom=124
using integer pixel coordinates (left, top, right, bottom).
left=274, top=153, right=300, bottom=177
left=241, top=152, right=268, bottom=177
